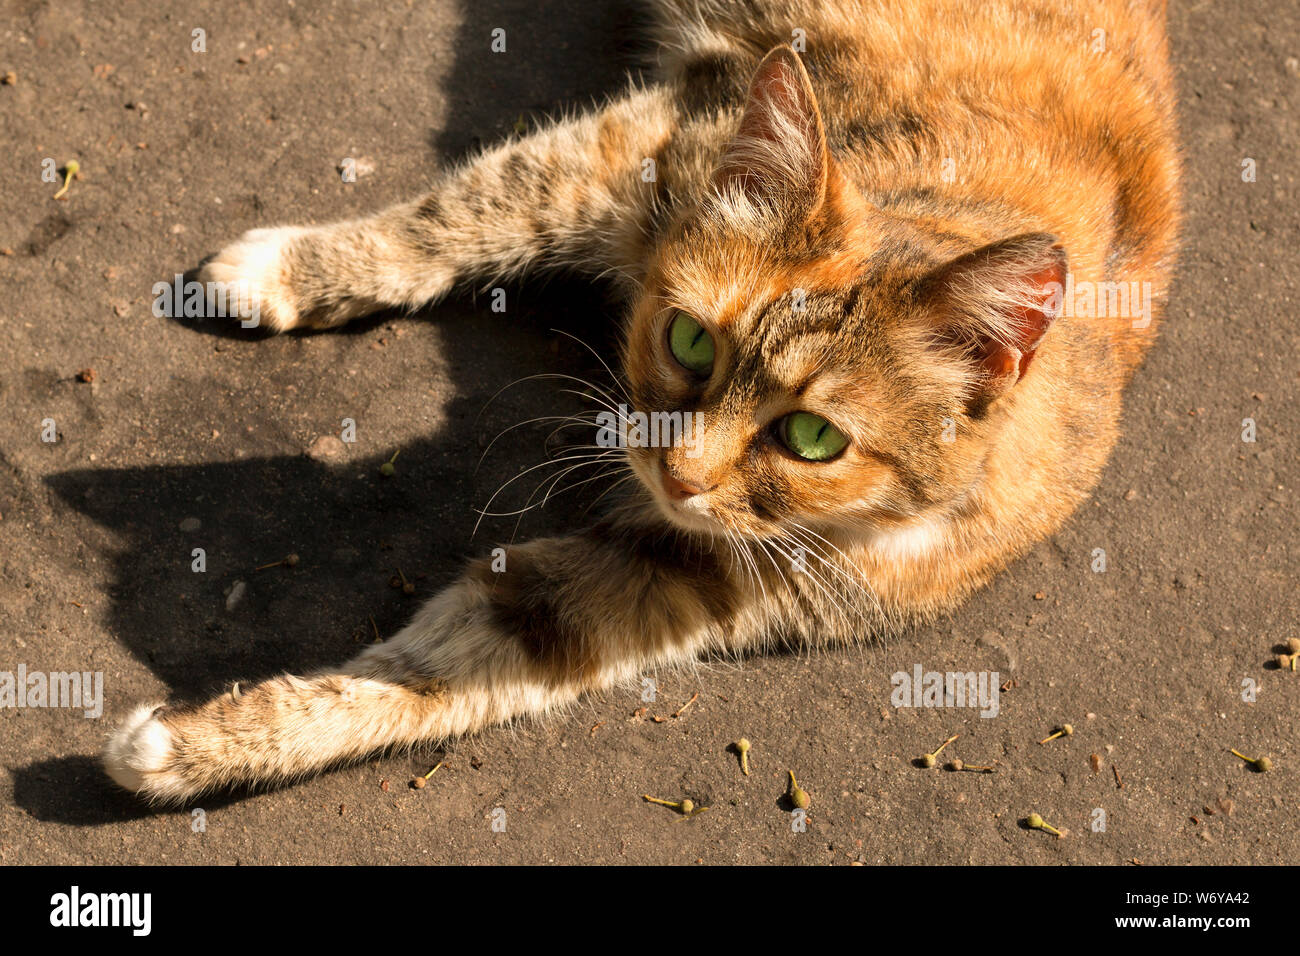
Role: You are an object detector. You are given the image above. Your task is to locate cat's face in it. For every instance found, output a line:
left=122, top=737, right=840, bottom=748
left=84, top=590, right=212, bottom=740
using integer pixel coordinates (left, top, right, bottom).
left=623, top=216, right=957, bottom=541
left=620, top=47, right=1066, bottom=543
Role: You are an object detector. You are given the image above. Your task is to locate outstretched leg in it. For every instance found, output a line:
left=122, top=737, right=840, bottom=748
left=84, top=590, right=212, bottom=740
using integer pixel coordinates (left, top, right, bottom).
left=199, top=87, right=674, bottom=332
left=104, top=515, right=781, bottom=802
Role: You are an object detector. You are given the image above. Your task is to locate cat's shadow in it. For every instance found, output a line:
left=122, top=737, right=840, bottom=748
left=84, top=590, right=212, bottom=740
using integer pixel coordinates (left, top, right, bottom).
left=14, top=279, right=629, bottom=826
left=11, top=0, right=655, bottom=826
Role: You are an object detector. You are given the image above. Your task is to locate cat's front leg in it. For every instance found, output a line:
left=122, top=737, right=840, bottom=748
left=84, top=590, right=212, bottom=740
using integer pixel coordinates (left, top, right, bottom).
left=196, top=87, right=674, bottom=333
left=103, top=519, right=755, bottom=802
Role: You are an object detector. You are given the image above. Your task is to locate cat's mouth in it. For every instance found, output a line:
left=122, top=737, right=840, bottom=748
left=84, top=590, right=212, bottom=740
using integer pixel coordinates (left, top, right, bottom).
left=628, top=453, right=719, bottom=533
left=652, top=478, right=720, bottom=532
left=631, top=453, right=782, bottom=540
left=659, top=495, right=721, bottom=533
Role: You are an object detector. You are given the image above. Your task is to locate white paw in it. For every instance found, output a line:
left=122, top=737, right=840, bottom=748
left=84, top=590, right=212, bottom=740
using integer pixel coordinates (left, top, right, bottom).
left=198, top=226, right=309, bottom=333
left=103, top=704, right=181, bottom=800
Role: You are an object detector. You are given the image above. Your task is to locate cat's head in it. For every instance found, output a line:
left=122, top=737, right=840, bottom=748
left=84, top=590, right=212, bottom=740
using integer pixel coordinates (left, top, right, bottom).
left=621, top=46, right=1066, bottom=541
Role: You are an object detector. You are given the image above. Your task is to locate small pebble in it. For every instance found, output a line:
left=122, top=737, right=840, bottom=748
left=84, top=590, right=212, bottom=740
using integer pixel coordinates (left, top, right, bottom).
left=225, top=579, right=247, bottom=612
left=307, top=434, right=347, bottom=462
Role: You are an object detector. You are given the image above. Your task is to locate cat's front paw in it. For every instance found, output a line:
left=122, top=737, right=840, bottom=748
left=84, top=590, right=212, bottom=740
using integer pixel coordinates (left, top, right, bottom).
left=198, top=226, right=310, bottom=333
left=103, top=703, right=191, bottom=803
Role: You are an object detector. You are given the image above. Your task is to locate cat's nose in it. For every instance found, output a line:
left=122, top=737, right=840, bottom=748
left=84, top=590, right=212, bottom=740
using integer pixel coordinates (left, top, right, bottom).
left=661, top=463, right=713, bottom=500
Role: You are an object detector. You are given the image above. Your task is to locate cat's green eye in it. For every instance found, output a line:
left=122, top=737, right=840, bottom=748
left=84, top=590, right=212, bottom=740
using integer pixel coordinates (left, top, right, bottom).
left=780, top=412, right=849, bottom=462
left=668, top=311, right=715, bottom=374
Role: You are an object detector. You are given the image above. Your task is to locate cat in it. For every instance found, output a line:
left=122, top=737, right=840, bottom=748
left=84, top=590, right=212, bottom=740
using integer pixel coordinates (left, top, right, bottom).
left=104, top=0, right=1180, bottom=802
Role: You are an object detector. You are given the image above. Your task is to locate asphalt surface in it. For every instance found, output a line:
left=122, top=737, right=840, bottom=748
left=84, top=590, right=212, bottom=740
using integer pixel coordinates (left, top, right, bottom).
left=0, top=0, right=1296, bottom=864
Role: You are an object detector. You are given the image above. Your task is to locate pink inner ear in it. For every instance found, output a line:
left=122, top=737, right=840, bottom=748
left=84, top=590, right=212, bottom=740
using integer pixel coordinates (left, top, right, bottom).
left=714, top=47, right=828, bottom=208
left=981, top=258, right=1067, bottom=386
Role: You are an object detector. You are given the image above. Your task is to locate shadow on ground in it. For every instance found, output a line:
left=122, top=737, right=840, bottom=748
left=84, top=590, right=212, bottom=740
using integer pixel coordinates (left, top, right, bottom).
left=14, top=0, right=657, bottom=825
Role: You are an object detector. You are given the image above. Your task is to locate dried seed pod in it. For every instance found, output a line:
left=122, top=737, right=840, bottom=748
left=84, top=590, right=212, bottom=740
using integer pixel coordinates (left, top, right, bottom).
left=1230, top=749, right=1273, bottom=773
left=1039, top=724, right=1074, bottom=744
left=788, top=770, right=810, bottom=809
left=735, top=738, right=752, bottom=775
left=642, top=794, right=702, bottom=816
left=53, top=160, right=80, bottom=199
left=917, top=734, right=957, bottom=768
left=1025, top=812, right=1063, bottom=837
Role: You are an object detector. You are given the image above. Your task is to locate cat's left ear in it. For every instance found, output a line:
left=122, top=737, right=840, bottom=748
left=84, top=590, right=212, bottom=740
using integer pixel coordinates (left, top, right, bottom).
left=917, top=233, right=1068, bottom=405
left=714, top=45, right=829, bottom=219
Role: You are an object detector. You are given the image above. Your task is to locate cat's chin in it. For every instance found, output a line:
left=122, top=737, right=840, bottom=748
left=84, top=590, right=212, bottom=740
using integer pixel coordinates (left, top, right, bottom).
left=654, top=496, right=774, bottom=541
left=644, top=489, right=727, bottom=536
left=627, top=459, right=716, bottom=533
left=661, top=505, right=721, bottom=535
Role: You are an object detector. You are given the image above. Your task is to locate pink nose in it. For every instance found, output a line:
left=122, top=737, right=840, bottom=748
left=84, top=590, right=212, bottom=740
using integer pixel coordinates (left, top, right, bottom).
left=661, top=463, right=712, bottom=500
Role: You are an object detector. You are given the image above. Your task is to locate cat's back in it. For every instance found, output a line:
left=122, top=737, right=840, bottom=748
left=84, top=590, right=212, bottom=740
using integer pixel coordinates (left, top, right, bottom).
left=654, top=0, right=1175, bottom=114
left=652, top=0, right=1180, bottom=367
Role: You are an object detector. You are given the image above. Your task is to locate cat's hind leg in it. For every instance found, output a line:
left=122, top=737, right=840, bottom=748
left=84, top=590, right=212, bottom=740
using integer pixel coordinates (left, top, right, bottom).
left=102, top=599, right=521, bottom=804
left=102, top=666, right=456, bottom=803
left=103, top=524, right=761, bottom=803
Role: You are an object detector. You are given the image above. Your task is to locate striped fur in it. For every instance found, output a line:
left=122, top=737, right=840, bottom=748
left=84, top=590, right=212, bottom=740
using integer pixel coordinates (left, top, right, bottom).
left=106, top=0, right=1179, bottom=801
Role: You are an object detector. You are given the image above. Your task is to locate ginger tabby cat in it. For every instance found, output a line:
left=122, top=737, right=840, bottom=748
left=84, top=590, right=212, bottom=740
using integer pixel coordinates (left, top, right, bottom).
left=106, top=0, right=1179, bottom=801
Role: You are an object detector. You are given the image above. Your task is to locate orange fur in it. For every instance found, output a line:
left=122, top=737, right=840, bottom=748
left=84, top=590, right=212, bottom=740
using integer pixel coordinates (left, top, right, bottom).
left=107, top=0, right=1179, bottom=802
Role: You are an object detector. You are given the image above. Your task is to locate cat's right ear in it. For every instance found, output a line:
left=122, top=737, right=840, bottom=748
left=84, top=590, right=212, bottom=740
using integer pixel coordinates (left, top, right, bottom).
left=713, top=45, right=830, bottom=220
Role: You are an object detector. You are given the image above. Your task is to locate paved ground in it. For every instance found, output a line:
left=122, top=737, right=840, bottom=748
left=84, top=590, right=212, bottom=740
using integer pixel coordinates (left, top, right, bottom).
left=1, top=0, right=1296, bottom=865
